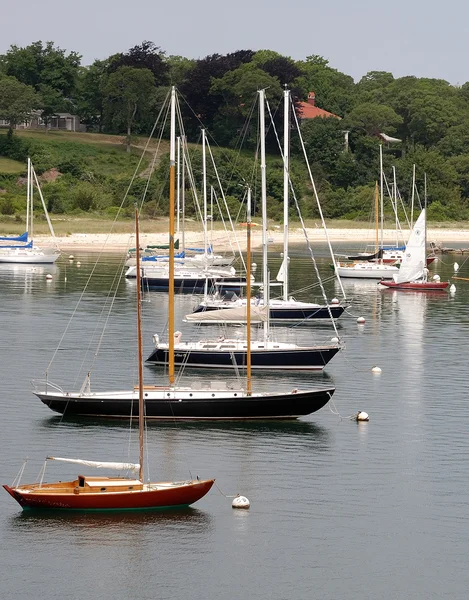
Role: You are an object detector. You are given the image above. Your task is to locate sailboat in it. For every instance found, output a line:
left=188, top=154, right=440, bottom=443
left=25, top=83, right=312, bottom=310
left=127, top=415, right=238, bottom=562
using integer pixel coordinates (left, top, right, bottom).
left=379, top=208, right=448, bottom=290
left=0, top=158, right=60, bottom=264
left=146, top=89, right=342, bottom=371
left=32, top=87, right=335, bottom=420
left=335, top=174, right=400, bottom=279
left=192, top=89, right=346, bottom=322
left=3, top=209, right=215, bottom=511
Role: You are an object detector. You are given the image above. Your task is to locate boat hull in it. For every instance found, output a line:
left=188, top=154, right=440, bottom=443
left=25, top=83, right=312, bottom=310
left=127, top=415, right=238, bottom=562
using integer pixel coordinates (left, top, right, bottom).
left=192, top=303, right=346, bottom=322
left=0, top=250, right=60, bottom=264
left=141, top=276, right=245, bottom=294
left=336, top=264, right=399, bottom=279
left=3, top=479, right=214, bottom=511
left=379, top=281, right=449, bottom=290
left=34, top=386, right=335, bottom=420
left=146, top=346, right=341, bottom=370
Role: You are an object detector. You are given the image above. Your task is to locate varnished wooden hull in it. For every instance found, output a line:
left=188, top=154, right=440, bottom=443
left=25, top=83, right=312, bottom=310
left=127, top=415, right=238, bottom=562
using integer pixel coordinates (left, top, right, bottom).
left=3, top=479, right=214, bottom=511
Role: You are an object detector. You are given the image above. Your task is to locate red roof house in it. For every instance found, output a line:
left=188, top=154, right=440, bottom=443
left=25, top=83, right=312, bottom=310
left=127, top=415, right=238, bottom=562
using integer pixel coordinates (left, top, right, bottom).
left=298, top=92, right=341, bottom=120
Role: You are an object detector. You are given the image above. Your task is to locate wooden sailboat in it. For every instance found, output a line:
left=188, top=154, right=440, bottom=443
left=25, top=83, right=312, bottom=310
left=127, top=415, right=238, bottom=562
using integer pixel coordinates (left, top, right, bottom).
left=3, top=210, right=215, bottom=511
left=32, top=87, right=335, bottom=420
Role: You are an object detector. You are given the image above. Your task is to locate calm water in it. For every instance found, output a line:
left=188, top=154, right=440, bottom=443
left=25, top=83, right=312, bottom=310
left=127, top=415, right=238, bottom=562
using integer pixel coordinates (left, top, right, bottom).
left=1, top=244, right=469, bottom=600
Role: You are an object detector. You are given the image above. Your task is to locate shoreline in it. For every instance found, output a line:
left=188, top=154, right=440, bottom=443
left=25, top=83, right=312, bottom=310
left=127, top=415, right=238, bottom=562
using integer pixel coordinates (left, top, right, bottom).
left=34, top=227, right=469, bottom=253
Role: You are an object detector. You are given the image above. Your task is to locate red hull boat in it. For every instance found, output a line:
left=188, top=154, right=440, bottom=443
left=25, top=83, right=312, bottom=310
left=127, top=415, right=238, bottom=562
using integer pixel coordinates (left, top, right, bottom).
left=379, top=280, right=448, bottom=291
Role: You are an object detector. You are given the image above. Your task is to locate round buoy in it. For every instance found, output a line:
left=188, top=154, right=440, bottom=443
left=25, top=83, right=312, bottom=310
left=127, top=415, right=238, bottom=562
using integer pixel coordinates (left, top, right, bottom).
left=371, top=366, right=382, bottom=373
left=331, top=298, right=339, bottom=304
left=432, top=274, right=440, bottom=282
left=454, top=262, right=459, bottom=272
left=45, top=273, right=53, bottom=280
left=251, top=263, right=257, bottom=271
left=355, top=411, right=369, bottom=422
left=76, top=261, right=81, bottom=267
left=331, top=337, right=339, bottom=343
left=357, top=316, right=366, bottom=324
left=232, top=495, right=250, bottom=509
left=69, top=255, right=74, bottom=260
left=450, top=284, right=456, bottom=294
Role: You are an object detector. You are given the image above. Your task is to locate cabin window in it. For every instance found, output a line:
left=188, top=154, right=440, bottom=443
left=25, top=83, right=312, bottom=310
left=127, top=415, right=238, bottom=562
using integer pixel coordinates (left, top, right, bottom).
left=189, top=393, right=193, bottom=397
left=128, top=486, right=134, bottom=490
left=78, top=476, right=85, bottom=487
left=101, top=487, right=106, bottom=491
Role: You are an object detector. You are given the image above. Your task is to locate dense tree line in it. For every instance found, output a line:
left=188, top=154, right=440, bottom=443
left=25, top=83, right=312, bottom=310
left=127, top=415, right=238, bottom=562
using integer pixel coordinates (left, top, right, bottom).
left=1, top=40, right=469, bottom=221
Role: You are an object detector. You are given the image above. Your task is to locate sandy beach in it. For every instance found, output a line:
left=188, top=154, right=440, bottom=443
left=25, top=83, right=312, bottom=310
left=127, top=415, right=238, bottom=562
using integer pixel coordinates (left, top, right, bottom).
left=35, top=226, right=469, bottom=253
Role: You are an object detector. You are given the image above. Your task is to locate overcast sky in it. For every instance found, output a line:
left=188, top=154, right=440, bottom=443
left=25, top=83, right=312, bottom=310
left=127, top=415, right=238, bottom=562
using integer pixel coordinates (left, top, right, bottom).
left=2, top=0, right=468, bottom=85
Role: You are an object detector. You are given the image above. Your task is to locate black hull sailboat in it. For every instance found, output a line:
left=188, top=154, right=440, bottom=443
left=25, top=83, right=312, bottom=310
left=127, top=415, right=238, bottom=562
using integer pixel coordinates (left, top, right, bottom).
left=34, top=385, right=335, bottom=420
left=33, top=88, right=335, bottom=423
left=146, top=344, right=340, bottom=370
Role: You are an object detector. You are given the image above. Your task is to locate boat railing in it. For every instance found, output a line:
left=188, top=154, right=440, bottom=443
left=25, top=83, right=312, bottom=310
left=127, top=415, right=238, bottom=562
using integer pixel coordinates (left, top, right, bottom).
left=31, top=379, right=65, bottom=394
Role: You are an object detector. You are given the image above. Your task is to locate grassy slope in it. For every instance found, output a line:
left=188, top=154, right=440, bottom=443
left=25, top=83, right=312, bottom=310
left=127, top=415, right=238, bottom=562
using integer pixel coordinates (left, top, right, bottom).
left=1, top=130, right=467, bottom=233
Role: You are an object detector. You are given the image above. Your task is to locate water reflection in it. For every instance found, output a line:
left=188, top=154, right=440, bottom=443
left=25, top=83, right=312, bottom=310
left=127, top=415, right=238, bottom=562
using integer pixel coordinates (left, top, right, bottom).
left=8, top=506, right=213, bottom=542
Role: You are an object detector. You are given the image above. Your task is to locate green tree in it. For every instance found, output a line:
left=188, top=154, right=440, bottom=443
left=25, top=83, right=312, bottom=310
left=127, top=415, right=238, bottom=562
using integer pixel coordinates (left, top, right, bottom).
left=343, top=102, right=403, bottom=137
left=0, top=76, right=38, bottom=135
left=103, top=66, right=156, bottom=152
left=2, top=41, right=81, bottom=97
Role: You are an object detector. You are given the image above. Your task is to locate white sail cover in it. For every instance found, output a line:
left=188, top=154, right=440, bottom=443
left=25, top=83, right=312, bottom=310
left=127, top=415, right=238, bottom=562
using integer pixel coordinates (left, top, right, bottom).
left=185, top=304, right=269, bottom=323
left=47, top=456, right=140, bottom=471
left=394, top=209, right=426, bottom=283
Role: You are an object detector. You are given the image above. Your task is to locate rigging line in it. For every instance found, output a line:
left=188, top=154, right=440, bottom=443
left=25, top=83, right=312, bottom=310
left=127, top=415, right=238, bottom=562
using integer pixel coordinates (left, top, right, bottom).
left=206, top=138, right=247, bottom=271
left=289, top=101, right=348, bottom=305
left=264, top=95, right=341, bottom=339
left=327, top=396, right=360, bottom=421
left=44, top=98, right=169, bottom=376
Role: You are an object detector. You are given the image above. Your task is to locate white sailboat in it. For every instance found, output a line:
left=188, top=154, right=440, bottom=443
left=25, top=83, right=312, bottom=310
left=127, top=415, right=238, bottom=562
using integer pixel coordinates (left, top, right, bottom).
left=192, top=88, right=346, bottom=322
left=0, top=158, right=60, bottom=264
left=379, top=208, right=448, bottom=291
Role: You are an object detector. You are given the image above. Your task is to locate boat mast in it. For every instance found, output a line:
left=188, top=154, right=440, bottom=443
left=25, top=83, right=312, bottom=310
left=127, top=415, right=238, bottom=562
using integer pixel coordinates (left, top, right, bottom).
left=283, top=87, right=290, bottom=302
left=202, top=129, right=208, bottom=260
left=246, top=188, right=252, bottom=396
left=26, top=157, right=31, bottom=237
left=392, top=165, right=398, bottom=247
left=135, top=208, right=145, bottom=483
left=168, top=86, right=176, bottom=386
left=379, top=144, right=384, bottom=261
left=411, top=163, right=416, bottom=229
left=374, top=181, right=379, bottom=254
left=259, top=89, right=269, bottom=342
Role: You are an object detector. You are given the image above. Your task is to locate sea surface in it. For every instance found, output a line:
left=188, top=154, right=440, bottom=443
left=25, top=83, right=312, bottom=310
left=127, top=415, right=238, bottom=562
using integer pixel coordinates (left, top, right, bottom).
left=1, top=242, right=469, bottom=600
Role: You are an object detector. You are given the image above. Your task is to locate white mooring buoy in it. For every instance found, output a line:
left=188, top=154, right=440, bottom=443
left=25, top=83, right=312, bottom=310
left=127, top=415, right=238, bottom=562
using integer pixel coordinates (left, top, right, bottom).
left=45, top=273, right=53, bottom=280
left=331, top=298, right=340, bottom=304
left=371, top=366, right=382, bottom=374
left=357, top=316, right=366, bottom=324
left=76, top=261, right=81, bottom=267
left=232, top=495, right=250, bottom=510
left=454, top=262, right=459, bottom=272
left=69, top=255, right=74, bottom=260
left=331, top=337, right=339, bottom=343
left=355, top=411, right=369, bottom=422
left=450, top=284, right=456, bottom=294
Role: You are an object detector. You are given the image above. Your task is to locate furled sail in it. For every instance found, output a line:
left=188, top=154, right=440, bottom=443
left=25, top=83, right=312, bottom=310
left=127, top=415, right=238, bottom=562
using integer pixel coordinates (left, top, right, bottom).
left=47, top=456, right=140, bottom=471
left=0, top=232, right=28, bottom=242
left=184, top=304, right=269, bottom=323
